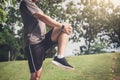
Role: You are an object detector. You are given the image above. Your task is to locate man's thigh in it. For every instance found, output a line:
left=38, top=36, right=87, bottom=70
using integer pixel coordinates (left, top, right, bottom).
left=42, top=29, right=57, bottom=50
left=51, top=27, right=62, bottom=42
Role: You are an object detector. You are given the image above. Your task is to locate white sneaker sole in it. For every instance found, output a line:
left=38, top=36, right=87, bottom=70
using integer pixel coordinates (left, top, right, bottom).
left=52, top=60, right=75, bottom=70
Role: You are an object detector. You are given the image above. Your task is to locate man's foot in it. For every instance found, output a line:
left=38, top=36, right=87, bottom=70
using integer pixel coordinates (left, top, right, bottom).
left=52, top=56, right=74, bottom=70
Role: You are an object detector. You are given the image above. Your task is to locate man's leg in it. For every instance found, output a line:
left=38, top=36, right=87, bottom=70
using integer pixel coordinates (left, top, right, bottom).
left=51, top=27, right=74, bottom=69
left=30, top=67, right=42, bottom=80
left=51, top=27, right=69, bottom=55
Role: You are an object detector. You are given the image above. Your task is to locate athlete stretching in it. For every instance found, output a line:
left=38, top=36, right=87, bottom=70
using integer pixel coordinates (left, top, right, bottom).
left=20, top=0, right=74, bottom=80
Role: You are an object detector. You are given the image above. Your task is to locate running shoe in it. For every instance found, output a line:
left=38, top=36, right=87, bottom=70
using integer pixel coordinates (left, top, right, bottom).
left=52, top=56, right=74, bottom=70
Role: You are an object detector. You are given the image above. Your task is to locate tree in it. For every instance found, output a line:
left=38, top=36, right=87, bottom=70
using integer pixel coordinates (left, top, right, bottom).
left=0, top=0, right=22, bottom=61
left=64, top=0, right=120, bottom=54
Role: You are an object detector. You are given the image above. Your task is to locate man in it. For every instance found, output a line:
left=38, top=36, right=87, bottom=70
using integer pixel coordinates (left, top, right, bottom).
left=20, top=0, right=74, bottom=80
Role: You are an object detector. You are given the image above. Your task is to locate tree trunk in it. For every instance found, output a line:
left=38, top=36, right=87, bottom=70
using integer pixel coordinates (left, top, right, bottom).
left=8, top=51, right=10, bottom=61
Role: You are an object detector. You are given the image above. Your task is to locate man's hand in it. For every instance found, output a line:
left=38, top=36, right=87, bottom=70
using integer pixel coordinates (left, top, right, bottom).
left=62, top=23, right=73, bottom=35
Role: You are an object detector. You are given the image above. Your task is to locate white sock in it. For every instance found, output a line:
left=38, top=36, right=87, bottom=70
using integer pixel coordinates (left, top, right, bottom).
left=57, top=54, right=64, bottom=59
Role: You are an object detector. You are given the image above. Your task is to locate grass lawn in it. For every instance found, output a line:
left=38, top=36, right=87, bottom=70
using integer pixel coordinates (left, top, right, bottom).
left=0, top=53, right=120, bottom=80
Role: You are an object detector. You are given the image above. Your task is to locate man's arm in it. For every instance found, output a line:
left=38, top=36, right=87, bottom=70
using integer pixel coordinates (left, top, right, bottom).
left=33, top=12, right=72, bottom=35
left=23, top=0, right=72, bottom=34
left=33, top=13, right=62, bottom=28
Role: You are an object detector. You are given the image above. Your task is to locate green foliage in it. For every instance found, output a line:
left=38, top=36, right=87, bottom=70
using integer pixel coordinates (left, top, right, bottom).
left=0, top=0, right=16, bottom=23
left=90, top=42, right=106, bottom=53
left=64, top=0, right=120, bottom=54
left=0, top=27, right=21, bottom=61
left=0, top=9, right=6, bottom=23
left=0, top=0, right=23, bottom=61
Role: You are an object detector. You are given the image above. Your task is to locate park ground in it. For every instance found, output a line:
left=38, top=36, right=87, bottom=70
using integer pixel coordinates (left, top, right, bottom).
left=0, top=52, right=120, bottom=80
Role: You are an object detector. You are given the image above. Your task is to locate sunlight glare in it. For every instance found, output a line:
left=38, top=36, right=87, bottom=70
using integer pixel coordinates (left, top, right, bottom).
left=101, top=0, right=120, bottom=7
left=110, top=0, right=120, bottom=6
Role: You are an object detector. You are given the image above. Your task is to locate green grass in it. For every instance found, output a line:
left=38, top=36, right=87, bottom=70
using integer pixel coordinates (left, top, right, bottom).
left=113, top=53, right=120, bottom=80
left=0, top=53, right=120, bottom=80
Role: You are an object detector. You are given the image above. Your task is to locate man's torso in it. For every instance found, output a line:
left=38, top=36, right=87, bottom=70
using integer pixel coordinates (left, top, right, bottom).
left=20, top=0, right=46, bottom=46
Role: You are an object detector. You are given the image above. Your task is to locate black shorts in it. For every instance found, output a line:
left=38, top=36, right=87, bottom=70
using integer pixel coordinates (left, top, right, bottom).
left=24, top=30, right=57, bottom=73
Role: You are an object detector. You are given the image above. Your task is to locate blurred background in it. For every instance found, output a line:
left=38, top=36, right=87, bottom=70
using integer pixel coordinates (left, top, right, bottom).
left=0, top=0, right=120, bottom=62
